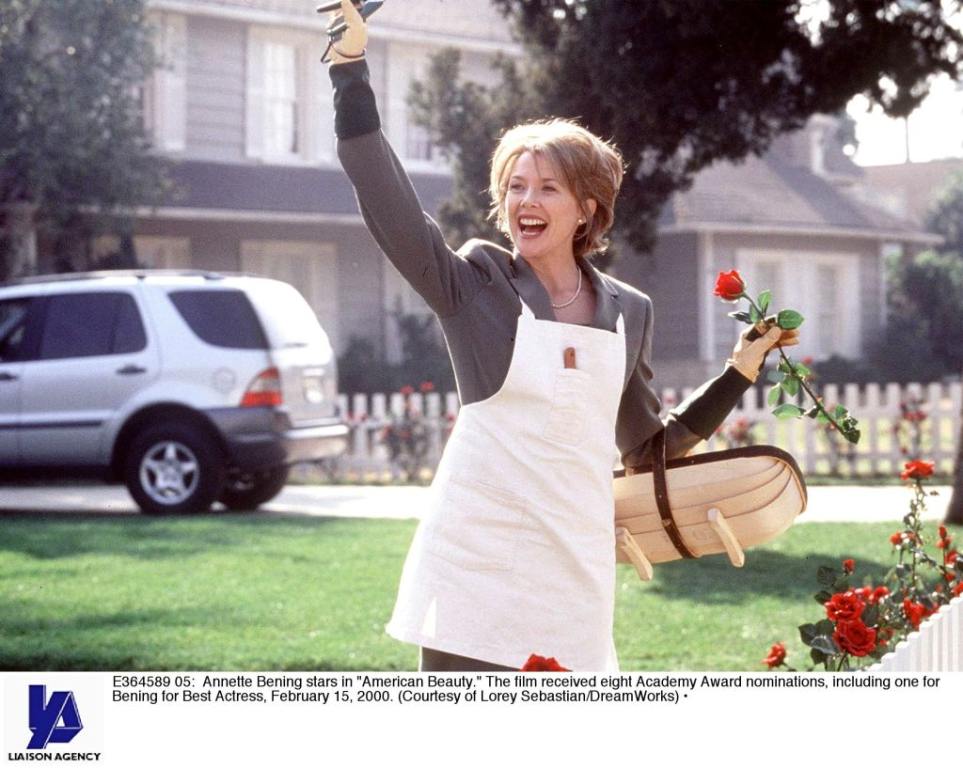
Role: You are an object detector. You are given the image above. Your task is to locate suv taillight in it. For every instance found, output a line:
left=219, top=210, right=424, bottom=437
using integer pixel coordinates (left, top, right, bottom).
left=241, top=367, right=282, bottom=407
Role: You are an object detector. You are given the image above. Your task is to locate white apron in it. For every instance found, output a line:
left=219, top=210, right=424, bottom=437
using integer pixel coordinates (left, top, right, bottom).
left=385, top=294, right=627, bottom=671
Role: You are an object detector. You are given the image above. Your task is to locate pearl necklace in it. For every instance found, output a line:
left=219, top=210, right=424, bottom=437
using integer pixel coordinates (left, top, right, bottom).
left=551, top=265, right=583, bottom=309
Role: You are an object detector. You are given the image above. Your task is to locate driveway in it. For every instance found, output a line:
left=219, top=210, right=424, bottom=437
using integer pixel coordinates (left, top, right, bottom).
left=0, top=483, right=953, bottom=523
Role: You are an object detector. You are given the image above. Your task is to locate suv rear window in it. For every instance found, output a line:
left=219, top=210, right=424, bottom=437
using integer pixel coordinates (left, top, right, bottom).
left=39, top=292, right=147, bottom=360
left=168, top=290, right=269, bottom=350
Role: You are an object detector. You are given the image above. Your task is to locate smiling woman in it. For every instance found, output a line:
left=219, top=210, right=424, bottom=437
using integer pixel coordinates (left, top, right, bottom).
left=323, top=0, right=795, bottom=673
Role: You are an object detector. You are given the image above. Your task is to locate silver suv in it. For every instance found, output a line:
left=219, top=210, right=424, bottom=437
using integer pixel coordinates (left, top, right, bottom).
left=0, top=270, right=347, bottom=514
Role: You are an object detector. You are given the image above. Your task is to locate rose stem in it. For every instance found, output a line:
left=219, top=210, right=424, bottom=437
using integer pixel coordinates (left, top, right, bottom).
left=741, top=294, right=852, bottom=440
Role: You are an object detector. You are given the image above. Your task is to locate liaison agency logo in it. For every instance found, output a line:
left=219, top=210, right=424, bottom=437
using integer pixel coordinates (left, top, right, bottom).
left=3, top=675, right=104, bottom=762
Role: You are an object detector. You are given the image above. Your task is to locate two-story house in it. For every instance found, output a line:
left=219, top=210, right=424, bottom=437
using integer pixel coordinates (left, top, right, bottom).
left=126, top=0, right=513, bottom=363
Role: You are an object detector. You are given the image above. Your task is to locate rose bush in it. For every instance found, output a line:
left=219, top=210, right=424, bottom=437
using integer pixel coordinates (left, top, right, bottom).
left=764, top=460, right=960, bottom=671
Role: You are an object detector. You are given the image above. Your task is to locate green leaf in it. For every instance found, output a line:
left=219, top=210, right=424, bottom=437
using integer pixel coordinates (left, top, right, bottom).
left=772, top=403, right=805, bottom=419
left=833, top=404, right=848, bottom=419
left=862, top=605, right=879, bottom=626
left=815, top=619, right=835, bottom=636
left=749, top=305, right=762, bottom=324
left=816, top=566, right=838, bottom=586
left=778, top=359, right=793, bottom=374
left=776, top=309, right=804, bottom=330
left=757, top=290, right=771, bottom=315
left=799, top=623, right=819, bottom=645
left=804, top=406, right=820, bottom=419
left=793, top=362, right=812, bottom=378
left=811, top=635, right=839, bottom=656
left=810, top=647, right=827, bottom=665
left=816, top=410, right=831, bottom=425
left=814, top=590, right=833, bottom=604
left=768, top=384, right=782, bottom=407
left=782, top=376, right=800, bottom=397
left=728, top=311, right=753, bottom=323
left=766, top=370, right=783, bottom=384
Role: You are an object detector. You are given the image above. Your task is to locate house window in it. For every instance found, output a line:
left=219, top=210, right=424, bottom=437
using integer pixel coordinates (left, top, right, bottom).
left=246, top=28, right=321, bottom=164
left=736, top=249, right=860, bottom=361
left=144, top=12, right=186, bottom=152
left=816, top=264, right=839, bottom=358
left=264, top=41, right=299, bottom=158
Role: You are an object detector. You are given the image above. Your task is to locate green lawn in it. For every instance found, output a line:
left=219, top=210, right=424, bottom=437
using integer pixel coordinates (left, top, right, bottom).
left=0, top=513, right=946, bottom=671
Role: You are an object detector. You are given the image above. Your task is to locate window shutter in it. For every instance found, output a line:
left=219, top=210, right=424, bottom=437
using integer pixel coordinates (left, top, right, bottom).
left=246, top=30, right=266, bottom=159
left=163, top=15, right=187, bottom=152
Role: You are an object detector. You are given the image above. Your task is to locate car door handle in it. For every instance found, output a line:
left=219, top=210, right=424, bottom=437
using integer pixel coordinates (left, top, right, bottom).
left=0, top=372, right=18, bottom=382
left=116, top=365, right=147, bottom=376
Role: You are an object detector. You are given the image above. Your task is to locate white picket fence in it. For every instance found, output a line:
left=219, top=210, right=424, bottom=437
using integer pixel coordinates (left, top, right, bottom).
left=868, top=595, right=963, bottom=671
left=325, top=381, right=961, bottom=477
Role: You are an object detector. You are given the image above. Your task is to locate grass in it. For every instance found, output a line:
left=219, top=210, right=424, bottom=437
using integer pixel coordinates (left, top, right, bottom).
left=0, top=512, right=954, bottom=672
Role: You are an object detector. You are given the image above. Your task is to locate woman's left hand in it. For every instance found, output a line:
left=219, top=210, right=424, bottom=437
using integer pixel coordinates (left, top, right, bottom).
left=727, top=319, right=800, bottom=383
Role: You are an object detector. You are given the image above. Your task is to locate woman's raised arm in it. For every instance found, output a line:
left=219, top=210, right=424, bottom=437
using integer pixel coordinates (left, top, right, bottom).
left=326, top=2, right=482, bottom=317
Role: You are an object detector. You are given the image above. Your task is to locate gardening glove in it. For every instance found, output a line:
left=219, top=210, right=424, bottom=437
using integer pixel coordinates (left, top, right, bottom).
left=325, top=0, right=367, bottom=65
left=726, top=318, right=800, bottom=384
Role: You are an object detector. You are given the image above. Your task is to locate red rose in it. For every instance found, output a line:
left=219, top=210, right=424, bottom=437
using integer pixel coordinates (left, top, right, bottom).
left=900, top=460, right=935, bottom=481
left=939, top=525, right=948, bottom=540
left=521, top=654, right=570, bottom=672
left=842, top=559, right=855, bottom=574
left=825, top=590, right=865, bottom=622
left=761, top=642, right=786, bottom=669
left=871, top=586, right=890, bottom=603
left=890, top=532, right=903, bottom=546
left=713, top=270, right=746, bottom=302
left=833, top=619, right=877, bottom=657
left=954, top=582, right=963, bottom=597
left=903, top=599, right=926, bottom=629
left=946, top=550, right=958, bottom=565
left=419, top=381, right=435, bottom=393
left=399, top=385, right=415, bottom=396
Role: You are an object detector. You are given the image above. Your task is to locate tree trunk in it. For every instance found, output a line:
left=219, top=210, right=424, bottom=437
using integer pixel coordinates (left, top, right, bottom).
left=947, top=370, right=963, bottom=524
left=0, top=202, right=38, bottom=279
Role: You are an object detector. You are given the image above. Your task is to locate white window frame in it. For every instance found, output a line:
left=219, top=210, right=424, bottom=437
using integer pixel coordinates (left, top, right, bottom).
left=145, top=12, right=187, bottom=153
left=735, top=248, right=861, bottom=360
left=385, top=42, right=449, bottom=173
left=246, top=26, right=322, bottom=165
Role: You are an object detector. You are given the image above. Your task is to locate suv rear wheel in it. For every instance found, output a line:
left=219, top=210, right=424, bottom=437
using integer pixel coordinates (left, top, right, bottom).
left=124, top=423, right=226, bottom=515
left=219, top=466, right=290, bottom=510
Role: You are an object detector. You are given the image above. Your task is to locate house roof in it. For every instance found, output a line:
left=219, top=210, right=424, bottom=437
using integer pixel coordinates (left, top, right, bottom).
left=146, top=160, right=454, bottom=222
left=860, top=157, right=963, bottom=225
left=659, top=152, right=938, bottom=243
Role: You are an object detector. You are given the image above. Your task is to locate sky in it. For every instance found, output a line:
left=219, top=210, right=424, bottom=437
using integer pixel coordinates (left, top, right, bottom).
left=848, top=74, right=963, bottom=167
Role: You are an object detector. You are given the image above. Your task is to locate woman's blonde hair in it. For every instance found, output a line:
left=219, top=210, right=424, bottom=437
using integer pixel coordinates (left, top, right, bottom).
left=488, top=118, right=625, bottom=259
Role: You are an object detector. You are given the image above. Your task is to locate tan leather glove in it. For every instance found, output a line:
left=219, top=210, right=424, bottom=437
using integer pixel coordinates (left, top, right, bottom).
left=727, top=319, right=800, bottom=383
left=326, top=0, right=367, bottom=65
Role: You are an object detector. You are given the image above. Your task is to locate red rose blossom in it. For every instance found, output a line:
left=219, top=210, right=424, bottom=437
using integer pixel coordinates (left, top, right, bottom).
left=890, top=532, right=903, bottom=546
left=399, top=385, right=415, bottom=396
left=842, top=559, right=855, bottom=574
left=833, top=619, right=877, bottom=657
left=900, top=460, right=935, bottom=481
left=825, top=590, right=865, bottom=622
left=761, top=642, right=786, bottom=669
left=871, top=586, right=890, bottom=603
left=713, top=270, right=746, bottom=302
left=521, top=654, right=570, bottom=672
left=419, top=381, right=435, bottom=393
left=903, top=599, right=926, bottom=629
left=954, top=582, right=963, bottom=597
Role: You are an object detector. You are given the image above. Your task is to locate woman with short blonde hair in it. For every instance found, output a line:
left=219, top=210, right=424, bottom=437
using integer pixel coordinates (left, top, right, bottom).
left=326, top=0, right=796, bottom=672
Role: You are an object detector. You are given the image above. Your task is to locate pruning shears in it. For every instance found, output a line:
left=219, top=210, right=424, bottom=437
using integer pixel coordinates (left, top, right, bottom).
left=316, top=0, right=384, bottom=42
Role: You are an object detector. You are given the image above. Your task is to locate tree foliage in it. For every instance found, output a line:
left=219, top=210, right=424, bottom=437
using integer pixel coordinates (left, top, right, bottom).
left=0, top=0, right=170, bottom=274
left=926, top=171, right=963, bottom=256
left=411, top=0, right=963, bottom=254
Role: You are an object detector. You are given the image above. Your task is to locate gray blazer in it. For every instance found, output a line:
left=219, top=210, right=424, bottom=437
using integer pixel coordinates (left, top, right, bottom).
left=330, top=60, right=751, bottom=468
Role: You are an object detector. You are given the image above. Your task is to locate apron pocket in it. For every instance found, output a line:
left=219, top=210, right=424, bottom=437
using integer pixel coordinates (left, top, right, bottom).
left=543, top=368, right=591, bottom=445
left=424, top=476, right=526, bottom=572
